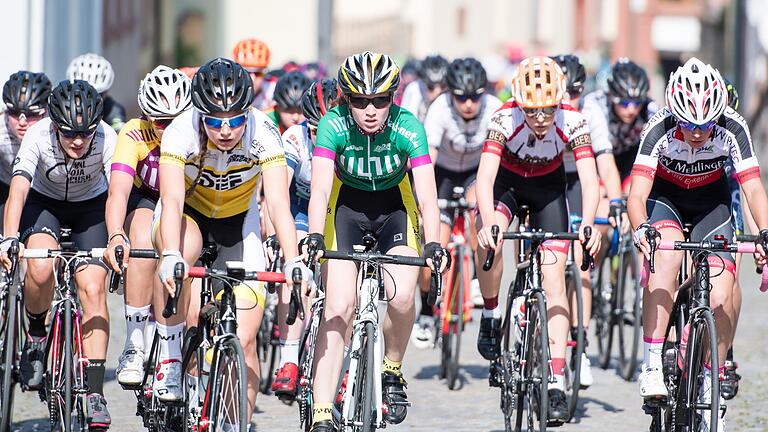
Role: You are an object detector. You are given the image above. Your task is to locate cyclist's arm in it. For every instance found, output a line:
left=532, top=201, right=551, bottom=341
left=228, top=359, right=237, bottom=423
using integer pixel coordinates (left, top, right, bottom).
left=158, top=163, right=185, bottom=252
left=2, top=175, right=31, bottom=238
left=740, top=177, right=768, bottom=230
left=106, top=126, right=139, bottom=243
left=627, top=174, right=652, bottom=230
left=307, top=155, right=334, bottom=236
left=476, top=149, right=501, bottom=233
left=411, top=163, right=440, bottom=244
left=595, top=153, right=622, bottom=202
left=263, top=166, right=298, bottom=259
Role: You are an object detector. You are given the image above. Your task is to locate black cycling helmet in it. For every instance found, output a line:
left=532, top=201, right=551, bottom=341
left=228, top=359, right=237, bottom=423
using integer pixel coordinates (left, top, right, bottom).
left=418, top=55, right=449, bottom=87
left=723, top=78, right=739, bottom=111
left=3, top=71, right=52, bottom=114
left=607, top=58, right=649, bottom=100
left=302, top=78, right=340, bottom=127
left=48, top=80, right=103, bottom=133
left=551, top=54, right=586, bottom=96
left=274, top=71, right=311, bottom=111
left=191, top=57, right=254, bottom=114
left=446, top=58, right=487, bottom=96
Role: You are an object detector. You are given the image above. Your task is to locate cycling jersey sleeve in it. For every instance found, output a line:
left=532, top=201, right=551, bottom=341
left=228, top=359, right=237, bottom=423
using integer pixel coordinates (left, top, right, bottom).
left=282, top=128, right=301, bottom=172
left=313, top=110, right=342, bottom=161
left=631, top=110, right=669, bottom=181
left=581, top=98, right=612, bottom=156
left=723, top=109, right=761, bottom=183
left=483, top=102, right=514, bottom=157
left=248, top=110, right=286, bottom=171
left=424, top=95, right=446, bottom=149
left=112, top=118, right=142, bottom=177
left=101, top=123, right=117, bottom=181
left=399, top=81, right=422, bottom=117
left=392, top=107, right=431, bottom=167
left=564, top=111, right=594, bottom=161
left=159, top=110, right=198, bottom=169
left=12, top=130, right=41, bottom=182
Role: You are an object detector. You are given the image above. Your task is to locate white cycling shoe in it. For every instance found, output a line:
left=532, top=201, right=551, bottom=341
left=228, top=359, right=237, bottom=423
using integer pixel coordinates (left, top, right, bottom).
left=411, top=316, right=435, bottom=349
left=698, top=369, right=726, bottom=432
left=639, top=365, right=668, bottom=399
left=579, top=353, right=594, bottom=388
left=153, top=359, right=183, bottom=402
left=116, top=346, right=145, bottom=386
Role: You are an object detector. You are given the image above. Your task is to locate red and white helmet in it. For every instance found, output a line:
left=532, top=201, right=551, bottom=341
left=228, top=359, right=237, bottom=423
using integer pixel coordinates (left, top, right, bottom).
left=665, top=57, right=726, bottom=125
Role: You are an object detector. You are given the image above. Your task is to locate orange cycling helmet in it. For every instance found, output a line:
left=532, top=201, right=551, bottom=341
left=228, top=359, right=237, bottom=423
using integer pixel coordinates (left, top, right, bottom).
left=512, top=56, right=565, bottom=108
left=178, top=66, right=199, bottom=80
left=232, top=39, right=271, bottom=71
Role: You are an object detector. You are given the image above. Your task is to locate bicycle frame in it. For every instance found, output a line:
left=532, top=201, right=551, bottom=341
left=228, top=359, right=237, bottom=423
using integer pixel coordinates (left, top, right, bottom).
left=441, top=209, right=473, bottom=335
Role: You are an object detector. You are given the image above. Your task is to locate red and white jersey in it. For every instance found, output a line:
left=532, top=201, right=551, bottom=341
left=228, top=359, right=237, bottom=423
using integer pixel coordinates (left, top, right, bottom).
left=483, top=101, right=594, bottom=177
left=632, top=107, right=760, bottom=189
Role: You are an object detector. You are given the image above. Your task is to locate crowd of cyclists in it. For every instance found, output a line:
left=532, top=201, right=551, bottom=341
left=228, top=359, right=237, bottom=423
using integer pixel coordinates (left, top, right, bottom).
left=0, top=36, right=764, bottom=432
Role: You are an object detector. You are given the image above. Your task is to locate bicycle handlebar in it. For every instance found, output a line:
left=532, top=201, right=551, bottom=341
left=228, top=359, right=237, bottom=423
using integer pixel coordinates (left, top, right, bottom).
left=437, top=198, right=475, bottom=211
left=163, top=263, right=185, bottom=319
left=109, top=247, right=159, bottom=293
left=483, top=227, right=592, bottom=271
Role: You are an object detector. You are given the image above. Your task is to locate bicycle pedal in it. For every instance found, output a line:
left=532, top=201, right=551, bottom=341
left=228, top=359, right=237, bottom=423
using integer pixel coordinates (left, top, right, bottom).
left=119, top=382, right=143, bottom=391
left=546, top=419, right=565, bottom=427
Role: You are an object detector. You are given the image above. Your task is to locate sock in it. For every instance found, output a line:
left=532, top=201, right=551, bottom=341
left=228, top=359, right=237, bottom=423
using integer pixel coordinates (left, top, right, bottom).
left=643, top=337, right=664, bottom=370
left=726, top=346, right=734, bottom=362
left=382, top=357, right=402, bottom=375
left=144, top=318, right=157, bottom=353
left=157, top=322, right=184, bottom=361
left=419, top=291, right=433, bottom=316
left=482, top=296, right=501, bottom=318
left=313, top=402, right=333, bottom=423
left=124, top=304, right=151, bottom=351
left=279, top=339, right=300, bottom=367
left=86, top=359, right=106, bottom=395
left=26, top=309, right=48, bottom=338
left=550, top=358, right=566, bottom=391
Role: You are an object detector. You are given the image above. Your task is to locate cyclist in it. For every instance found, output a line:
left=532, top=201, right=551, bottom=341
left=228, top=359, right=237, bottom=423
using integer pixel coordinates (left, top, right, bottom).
left=552, top=54, right=623, bottom=388
left=2, top=80, right=117, bottom=428
left=411, top=57, right=502, bottom=349
left=629, top=57, right=768, bottom=431
left=232, top=38, right=274, bottom=111
left=0, top=71, right=52, bottom=231
left=270, top=78, right=340, bottom=399
left=581, top=58, right=658, bottom=191
left=302, top=51, right=449, bottom=432
left=102, top=66, right=192, bottom=387
left=476, top=56, right=601, bottom=424
left=153, top=58, right=307, bottom=417
left=265, top=71, right=311, bottom=133
left=400, top=54, right=449, bottom=122
left=66, top=53, right=127, bottom=133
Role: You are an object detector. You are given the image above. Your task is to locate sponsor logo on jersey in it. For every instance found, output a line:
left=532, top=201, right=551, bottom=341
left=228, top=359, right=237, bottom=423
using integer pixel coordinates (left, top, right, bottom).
left=373, top=143, right=392, bottom=153
left=227, top=153, right=250, bottom=164
left=196, top=165, right=253, bottom=191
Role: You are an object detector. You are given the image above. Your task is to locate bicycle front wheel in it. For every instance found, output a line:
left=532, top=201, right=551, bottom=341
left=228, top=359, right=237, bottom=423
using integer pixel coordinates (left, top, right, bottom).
left=204, top=336, right=249, bottom=432
left=616, top=244, right=642, bottom=381
left=677, top=310, right=719, bottom=432
left=0, top=281, right=20, bottom=432
left=595, top=254, right=615, bottom=369
left=514, top=291, right=549, bottom=432
left=445, top=254, right=464, bottom=390
left=565, top=269, right=583, bottom=421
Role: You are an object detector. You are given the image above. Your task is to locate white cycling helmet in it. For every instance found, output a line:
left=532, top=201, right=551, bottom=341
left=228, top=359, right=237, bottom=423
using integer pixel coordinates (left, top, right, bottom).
left=66, top=53, right=115, bottom=93
left=137, top=65, right=192, bottom=117
left=665, top=57, right=726, bottom=125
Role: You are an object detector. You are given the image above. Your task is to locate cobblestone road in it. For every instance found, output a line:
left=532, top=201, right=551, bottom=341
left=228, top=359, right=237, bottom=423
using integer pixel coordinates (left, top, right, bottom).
left=10, top=261, right=768, bottom=431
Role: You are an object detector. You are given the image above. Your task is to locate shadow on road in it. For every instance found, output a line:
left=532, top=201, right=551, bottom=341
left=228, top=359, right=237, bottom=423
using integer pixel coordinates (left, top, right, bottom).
left=412, top=363, right=489, bottom=381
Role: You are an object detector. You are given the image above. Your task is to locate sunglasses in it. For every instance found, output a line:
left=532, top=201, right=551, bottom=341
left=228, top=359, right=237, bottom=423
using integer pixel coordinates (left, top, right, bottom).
left=677, top=120, right=716, bottom=132
left=522, top=106, right=558, bottom=117
left=348, top=95, right=392, bottom=110
left=453, top=92, right=482, bottom=103
left=7, top=108, right=45, bottom=119
left=202, top=113, right=248, bottom=129
left=612, top=97, right=646, bottom=108
left=150, top=117, right=174, bottom=129
left=58, top=127, right=96, bottom=139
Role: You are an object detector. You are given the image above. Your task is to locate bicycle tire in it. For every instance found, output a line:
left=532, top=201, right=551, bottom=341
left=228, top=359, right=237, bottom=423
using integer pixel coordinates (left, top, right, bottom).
left=617, top=245, right=642, bottom=381
left=298, top=316, right=318, bottom=432
left=205, top=336, right=249, bottom=432
left=362, top=322, right=376, bottom=432
left=566, top=268, right=583, bottom=421
left=446, top=258, right=464, bottom=391
left=0, top=280, right=18, bottom=432
left=675, top=310, right=719, bottom=432
left=595, top=254, right=615, bottom=369
left=259, top=313, right=279, bottom=395
left=514, top=290, right=549, bottom=432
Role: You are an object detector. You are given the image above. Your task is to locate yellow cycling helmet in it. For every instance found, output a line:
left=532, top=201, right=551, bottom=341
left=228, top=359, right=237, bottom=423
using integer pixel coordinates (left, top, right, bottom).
left=337, top=51, right=400, bottom=96
left=512, top=56, right=566, bottom=108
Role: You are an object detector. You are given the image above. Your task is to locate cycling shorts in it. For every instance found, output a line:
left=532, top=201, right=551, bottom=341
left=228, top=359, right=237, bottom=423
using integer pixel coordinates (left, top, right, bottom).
left=488, top=166, right=570, bottom=254
left=0, top=181, right=8, bottom=234
left=291, top=196, right=309, bottom=233
left=324, top=175, right=421, bottom=255
left=565, top=172, right=582, bottom=217
left=646, top=177, right=735, bottom=272
left=19, top=190, right=108, bottom=270
left=435, top=165, right=477, bottom=226
left=126, top=187, right=158, bottom=216
left=152, top=201, right=267, bottom=308
left=614, top=148, right=635, bottom=190
left=726, top=170, right=744, bottom=236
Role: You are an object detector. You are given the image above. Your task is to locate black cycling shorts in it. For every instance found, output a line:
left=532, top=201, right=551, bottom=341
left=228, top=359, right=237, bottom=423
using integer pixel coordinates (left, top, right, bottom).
left=435, top=165, right=477, bottom=226
left=489, top=166, right=570, bottom=253
left=325, top=176, right=421, bottom=255
left=19, top=190, right=108, bottom=270
left=565, top=172, right=582, bottom=217
left=0, top=181, right=9, bottom=234
left=647, top=177, right=735, bottom=271
left=126, top=187, right=158, bottom=216
left=614, top=149, right=636, bottom=189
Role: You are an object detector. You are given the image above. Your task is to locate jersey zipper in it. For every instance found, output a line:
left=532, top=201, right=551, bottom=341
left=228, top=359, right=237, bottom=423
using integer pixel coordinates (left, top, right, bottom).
left=368, top=135, right=376, bottom=191
left=212, top=146, right=223, bottom=218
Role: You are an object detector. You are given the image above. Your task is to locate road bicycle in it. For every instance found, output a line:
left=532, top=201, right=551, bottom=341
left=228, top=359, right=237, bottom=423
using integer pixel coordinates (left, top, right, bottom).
left=642, top=230, right=768, bottom=431
left=0, top=238, right=25, bottom=432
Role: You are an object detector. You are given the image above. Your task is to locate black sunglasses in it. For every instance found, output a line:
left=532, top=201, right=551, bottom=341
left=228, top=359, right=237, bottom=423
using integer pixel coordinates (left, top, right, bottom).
left=7, top=108, right=45, bottom=118
left=348, top=95, right=392, bottom=110
left=58, top=127, right=95, bottom=139
left=453, top=92, right=482, bottom=103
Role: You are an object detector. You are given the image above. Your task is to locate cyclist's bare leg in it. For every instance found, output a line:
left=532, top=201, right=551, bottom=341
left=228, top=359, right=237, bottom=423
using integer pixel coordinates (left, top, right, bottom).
left=475, top=211, right=511, bottom=302
left=278, top=229, right=309, bottom=351
left=708, top=267, right=736, bottom=368
left=312, top=259, right=358, bottom=404
left=465, top=185, right=478, bottom=252
left=76, top=266, right=109, bottom=358
left=731, top=253, right=742, bottom=342
left=642, top=228, right=684, bottom=342
left=124, top=208, right=156, bottom=313
left=22, top=233, right=58, bottom=315
left=235, top=289, right=265, bottom=415
left=541, top=250, right=570, bottom=362
left=382, top=245, right=420, bottom=361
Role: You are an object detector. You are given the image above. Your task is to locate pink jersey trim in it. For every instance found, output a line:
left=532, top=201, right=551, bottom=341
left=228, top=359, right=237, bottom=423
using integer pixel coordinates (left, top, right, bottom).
left=410, top=154, right=432, bottom=168
left=111, top=162, right=136, bottom=177
left=313, top=146, right=336, bottom=160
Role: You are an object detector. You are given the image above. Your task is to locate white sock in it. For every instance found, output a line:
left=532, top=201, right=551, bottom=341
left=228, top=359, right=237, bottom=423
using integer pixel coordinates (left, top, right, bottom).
left=124, top=304, right=151, bottom=350
left=482, top=307, right=501, bottom=319
left=144, top=317, right=157, bottom=352
left=157, top=322, right=184, bottom=361
left=279, top=339, right=300, bottom=367
left=643, top=339, right=664, bottom=370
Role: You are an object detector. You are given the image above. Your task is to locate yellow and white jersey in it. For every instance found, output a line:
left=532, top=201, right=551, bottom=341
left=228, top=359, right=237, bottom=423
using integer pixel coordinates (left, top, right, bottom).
left=159, top=107, right=286, bottom=218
